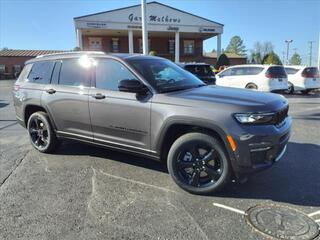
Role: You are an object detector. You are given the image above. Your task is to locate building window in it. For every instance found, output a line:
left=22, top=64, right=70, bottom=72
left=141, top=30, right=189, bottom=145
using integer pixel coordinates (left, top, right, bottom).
left=111, top=38, right=119, bottom=53
left=0, top=65, right=5, bottom=73
left=184, top=40, right=195, bottom=54
left=88, top=37, right=102, bottom=51
left=168, top=40, right=175, bottom=54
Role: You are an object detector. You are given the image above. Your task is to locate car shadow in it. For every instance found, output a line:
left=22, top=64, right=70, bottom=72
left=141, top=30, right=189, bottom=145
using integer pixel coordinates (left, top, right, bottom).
left=56, top=140, right=168, bottom=173
left=215, top=141, right=320, bottom=207
left=56, top=140, right=319, bottom=207
left=283, top=91, right=320, bottom=99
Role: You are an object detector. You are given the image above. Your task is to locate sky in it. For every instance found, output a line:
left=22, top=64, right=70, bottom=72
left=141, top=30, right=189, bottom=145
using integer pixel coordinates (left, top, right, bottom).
left=0, top=0, right=319, bottom=65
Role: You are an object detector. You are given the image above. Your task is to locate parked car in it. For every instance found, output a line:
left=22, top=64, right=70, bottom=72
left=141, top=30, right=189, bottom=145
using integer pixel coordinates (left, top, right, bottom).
left=215, top=64, right=288, bottom=92
left=13, top=52, right=291, bottom=194
left=178, top=63, right=215, bottom=85
left=284, top=66, right=320, bottom=94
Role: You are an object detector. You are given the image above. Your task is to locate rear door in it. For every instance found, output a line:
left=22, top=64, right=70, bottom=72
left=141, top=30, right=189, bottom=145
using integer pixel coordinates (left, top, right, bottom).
left=42, top=58, right=93, bottom=140
left=89, top=58, right=151, bottom=150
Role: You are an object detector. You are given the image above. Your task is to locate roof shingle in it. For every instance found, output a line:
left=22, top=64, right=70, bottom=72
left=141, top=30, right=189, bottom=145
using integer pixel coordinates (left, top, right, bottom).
left=0, top=49, right=66, bottom=57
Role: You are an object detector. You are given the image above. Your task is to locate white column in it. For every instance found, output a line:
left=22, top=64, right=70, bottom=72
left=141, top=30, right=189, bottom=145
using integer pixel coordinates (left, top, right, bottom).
left=141, top=0, right=148, bottom=55
left=77, top=29, right=83, bottom=50
left=318, top=32, right=320, bottom=69
left=175, top=31, right=180, bottom=63
left=217, top=34, right=222, bottom=59
left=128, top=30, right=134, bottom=54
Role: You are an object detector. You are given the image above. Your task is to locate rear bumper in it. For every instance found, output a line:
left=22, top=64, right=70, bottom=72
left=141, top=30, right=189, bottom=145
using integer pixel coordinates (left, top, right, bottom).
left=229, top=116, right=291, bottom=177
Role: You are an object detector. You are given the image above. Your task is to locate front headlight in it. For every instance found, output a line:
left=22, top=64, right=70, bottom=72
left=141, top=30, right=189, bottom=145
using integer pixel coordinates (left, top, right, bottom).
left=234, top=112, right=274, bottom=124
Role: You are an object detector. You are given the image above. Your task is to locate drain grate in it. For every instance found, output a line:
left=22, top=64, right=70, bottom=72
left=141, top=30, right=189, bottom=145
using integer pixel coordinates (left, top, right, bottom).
left=246, top=205, right=319, bottom=240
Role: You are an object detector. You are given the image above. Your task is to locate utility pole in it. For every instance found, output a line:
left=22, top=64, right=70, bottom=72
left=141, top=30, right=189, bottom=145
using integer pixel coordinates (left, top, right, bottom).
left=141, top=0, right=148, bottom=55
left=318, top=33, right=320, bottom=69
left=285, top=40, right=293, bottom=65
left=308, top=41, right=314, bottom=67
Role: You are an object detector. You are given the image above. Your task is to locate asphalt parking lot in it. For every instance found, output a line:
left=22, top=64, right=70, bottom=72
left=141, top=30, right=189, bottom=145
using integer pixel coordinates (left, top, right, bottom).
left=0, top=79, right=319, bottom=240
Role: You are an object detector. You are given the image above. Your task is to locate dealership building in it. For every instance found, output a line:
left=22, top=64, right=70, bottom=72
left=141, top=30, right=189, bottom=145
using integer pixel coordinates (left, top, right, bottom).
left=74, top=1, right=230, bottom=64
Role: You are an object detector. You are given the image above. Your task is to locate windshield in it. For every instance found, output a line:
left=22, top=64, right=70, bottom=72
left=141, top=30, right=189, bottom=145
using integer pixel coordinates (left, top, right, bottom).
left=128, top=58, right=205, bottom=93
left=185, top=65, right=214, bottom=77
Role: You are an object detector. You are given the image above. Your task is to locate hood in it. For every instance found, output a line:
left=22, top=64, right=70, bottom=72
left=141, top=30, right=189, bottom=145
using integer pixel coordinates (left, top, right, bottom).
left=160, top=85, right=288, bottom=112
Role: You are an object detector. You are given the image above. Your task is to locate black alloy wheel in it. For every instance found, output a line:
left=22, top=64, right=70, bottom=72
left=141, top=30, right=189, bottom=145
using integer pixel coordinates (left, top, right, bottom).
left=27, top=111, right=58, bottom=153
left=167, top=132, right=230, bottom=194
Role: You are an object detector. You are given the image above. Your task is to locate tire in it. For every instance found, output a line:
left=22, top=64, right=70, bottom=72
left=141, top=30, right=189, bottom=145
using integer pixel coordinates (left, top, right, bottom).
left=167, top=132, right=231, bottom=194
left=27, top=111, right=58, bottom=153
left=285, top=82, right=294, bottom=94
left=245, top=83, right=258, bottom=90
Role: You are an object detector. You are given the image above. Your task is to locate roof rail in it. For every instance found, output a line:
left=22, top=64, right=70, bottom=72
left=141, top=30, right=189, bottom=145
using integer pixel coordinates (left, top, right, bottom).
left=36, top=51, right=105, bottom=58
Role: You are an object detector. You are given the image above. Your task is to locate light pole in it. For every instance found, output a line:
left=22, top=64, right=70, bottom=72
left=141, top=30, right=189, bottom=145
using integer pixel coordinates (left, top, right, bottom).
left=308, top=41, right=314, bottom=67
left=285, top=40, right=293, bottom=65
left=141, top=0, right=148, bottom=55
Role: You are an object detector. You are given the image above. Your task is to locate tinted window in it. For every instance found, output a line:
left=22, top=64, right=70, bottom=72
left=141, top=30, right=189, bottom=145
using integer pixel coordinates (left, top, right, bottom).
left=28, top=61, right=55, bottom=84
left=266, top=66, right=287, bottom=78
left=59, top=59, right=91, bottom=87
left=128, top=59, right=204, bottom=93
left=302, top=67, right=319, bottom=77
left=285, top=68, right=299, bottom=75
left=95, top=59, right=138, bottom=91
left=185, top=65, right=214, bottom=77
left=231, top=67, right=246, bottom=76
left=17, top=64, right=33, bottom=82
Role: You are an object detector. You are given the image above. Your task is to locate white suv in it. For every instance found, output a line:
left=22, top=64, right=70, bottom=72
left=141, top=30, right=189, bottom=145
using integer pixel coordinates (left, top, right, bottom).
left=284, top=66, right=320, bottom=94
left=215, top=64, right=288, bottom=92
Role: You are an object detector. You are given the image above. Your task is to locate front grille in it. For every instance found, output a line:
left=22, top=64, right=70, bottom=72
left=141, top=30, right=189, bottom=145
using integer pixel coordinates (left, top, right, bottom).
left=272, top=105, right=289, bottom=126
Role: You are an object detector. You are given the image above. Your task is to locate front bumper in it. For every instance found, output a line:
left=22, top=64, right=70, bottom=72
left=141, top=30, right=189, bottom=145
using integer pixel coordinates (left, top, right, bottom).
left=229, top=116, right=291, bottom=176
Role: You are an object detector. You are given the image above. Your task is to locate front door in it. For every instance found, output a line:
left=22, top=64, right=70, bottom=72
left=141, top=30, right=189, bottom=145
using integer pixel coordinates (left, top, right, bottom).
left=89, top=58, right=151, bottom=150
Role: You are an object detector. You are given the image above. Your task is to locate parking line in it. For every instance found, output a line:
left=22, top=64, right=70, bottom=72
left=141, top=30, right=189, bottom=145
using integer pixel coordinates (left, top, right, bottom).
left=213, top=203, right=246, bottom=215
left=308, top=210, right=320, bottom=217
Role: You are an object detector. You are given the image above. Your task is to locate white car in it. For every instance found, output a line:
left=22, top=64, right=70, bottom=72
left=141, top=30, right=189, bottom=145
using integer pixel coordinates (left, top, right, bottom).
left=284, top=66, right=320, bottom=94
left=215, top=64, right=288, bottom=92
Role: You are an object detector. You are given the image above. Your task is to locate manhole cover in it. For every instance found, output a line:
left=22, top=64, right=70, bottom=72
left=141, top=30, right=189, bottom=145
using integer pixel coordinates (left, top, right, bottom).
left=246, top=205, right=319, bottom=240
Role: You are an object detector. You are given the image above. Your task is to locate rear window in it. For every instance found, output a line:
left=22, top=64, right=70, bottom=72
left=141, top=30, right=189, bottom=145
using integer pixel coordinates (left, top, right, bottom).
left=302, top=67, right=319, bottom=77
left=285, top=68, right=299, bottom=75
left=185, top=65, right=214, bottom=77
left=265, top=66, right=287, bottom=78
left=59, top=59, right=91, bottom=87
left=28, top=61, right=55, bottom=84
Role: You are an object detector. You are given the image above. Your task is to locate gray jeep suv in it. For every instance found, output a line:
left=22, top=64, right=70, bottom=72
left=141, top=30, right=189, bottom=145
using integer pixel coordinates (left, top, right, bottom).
left=13, top=52, right=291, bottom=194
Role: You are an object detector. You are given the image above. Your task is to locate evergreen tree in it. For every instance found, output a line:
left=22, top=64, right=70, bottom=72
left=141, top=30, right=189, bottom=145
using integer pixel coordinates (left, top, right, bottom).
left=225, top=36, right=246, bottom=56
left=289, top=53, right=302, bottom=65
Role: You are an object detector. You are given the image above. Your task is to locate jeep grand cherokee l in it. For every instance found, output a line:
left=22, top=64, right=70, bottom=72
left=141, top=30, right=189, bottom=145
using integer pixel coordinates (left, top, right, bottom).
left=13, top=52, right=291, bottom=194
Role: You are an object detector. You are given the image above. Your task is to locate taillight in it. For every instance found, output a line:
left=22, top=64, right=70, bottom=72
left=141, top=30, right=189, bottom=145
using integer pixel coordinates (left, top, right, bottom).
left=13, top=84, right=20, bottom=91
left=265, top=73, right=272, bottom=78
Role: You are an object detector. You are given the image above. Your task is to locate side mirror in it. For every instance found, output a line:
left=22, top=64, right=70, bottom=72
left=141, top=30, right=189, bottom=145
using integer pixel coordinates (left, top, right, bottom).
left=118, top=79, right=148, bottom=93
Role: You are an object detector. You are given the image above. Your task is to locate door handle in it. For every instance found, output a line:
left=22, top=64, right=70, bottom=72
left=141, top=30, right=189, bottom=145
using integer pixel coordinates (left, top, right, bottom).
left=46, top=88, right=56, bottom=94
left=92, top=93, right=106, bottom=99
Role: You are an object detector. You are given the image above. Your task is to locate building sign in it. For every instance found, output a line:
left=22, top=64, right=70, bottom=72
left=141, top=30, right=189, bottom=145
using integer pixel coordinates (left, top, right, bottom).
left=86, top=22, right=107, bottom=28
left=199, top=27, right=215, bottom=33
left=128, top=13, right=181, bottom=23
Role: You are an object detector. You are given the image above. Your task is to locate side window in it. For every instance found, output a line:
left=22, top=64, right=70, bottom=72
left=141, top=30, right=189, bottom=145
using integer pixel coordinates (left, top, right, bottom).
left=246, top=67, right=264, bottom=75
left=285, top=68, right=298, bottom=75
left=17, top=64, right=33, bottom=82
left=59, top=59, right=91, bottom=87
left=233, top=67, right=246, bottom=76
left=95, top=59, right=138, bottom=91
left=51, top=61, right=62, bottom=85
left=28, top=61, right=55, bottom=84
left=219, top=69, right=231, bottom=77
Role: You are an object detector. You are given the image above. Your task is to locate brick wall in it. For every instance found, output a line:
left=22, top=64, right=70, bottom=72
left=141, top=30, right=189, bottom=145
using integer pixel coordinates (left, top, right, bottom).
left=0, top=56, right=33, bottom=79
